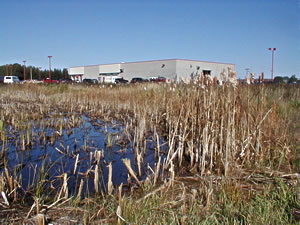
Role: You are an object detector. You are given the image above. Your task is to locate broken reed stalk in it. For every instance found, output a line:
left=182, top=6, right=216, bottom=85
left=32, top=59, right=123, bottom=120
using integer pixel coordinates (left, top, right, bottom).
left=118, top=183, right=123, bottom=206
left=154, top=156, right=161, bottom=186
left=137, top=152, right=142, bottom=177
left=4, top=168, right=13, bottom=193
left=73, top=154, right=79, bottom=175
left=36, top=213, right=46, bottom=225
left=94, top=150, right=101, bottom=165
left=107, top=162, right=113, bottom=195
left=94, top=165, right=99, bottom=194
left=35, top=197, right=40, bottom=215
left=156, top=133, right=160, bottom=157
left=122, top=158, right=142, bottom=186
left=57, top=173, right=68, bottom=200
left=62, top=173, right=68, bottom=199
left=169, top=161, right=175, bottom=187
left=1, top=191, right=9, bottom=206
left=76, top=179, right=84, bottom=200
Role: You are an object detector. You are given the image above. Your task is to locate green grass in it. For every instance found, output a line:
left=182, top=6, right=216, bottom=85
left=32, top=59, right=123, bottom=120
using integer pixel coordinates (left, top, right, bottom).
left=113, top=179, right=299, bottom=225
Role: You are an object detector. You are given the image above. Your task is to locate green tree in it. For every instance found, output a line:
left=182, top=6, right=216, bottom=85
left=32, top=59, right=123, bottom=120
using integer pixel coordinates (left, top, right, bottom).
left=288, top=75, right=298, bottom=84
left=274, top=76, right=284, bottom=83
left=63, top=68, right=69, bottom=78
left=0, top=63, right=65, bottom=80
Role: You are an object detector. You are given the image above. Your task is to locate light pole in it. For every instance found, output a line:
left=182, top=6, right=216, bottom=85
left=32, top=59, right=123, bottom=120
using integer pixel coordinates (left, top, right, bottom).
left=48, top=56, right=52, bottom=80
left=23, top=60, right=26, bottom=81
left=38, top=67, right=42, bottom=80
left=245, top=68, right=250, bottom=76
left=268, top=48, right=276, bottom=81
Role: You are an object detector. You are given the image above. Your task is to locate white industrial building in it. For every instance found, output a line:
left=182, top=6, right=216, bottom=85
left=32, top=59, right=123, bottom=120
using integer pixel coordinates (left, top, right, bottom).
left=69, top=59, right=235, bottom=83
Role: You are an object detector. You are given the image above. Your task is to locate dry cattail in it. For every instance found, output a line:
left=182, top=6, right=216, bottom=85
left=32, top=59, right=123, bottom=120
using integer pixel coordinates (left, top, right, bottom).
left=94, top=165, right=99, bottom=193
left=76, top=179, right=84, bottom=200
left=107, top=162, right=113, bottom=195
left=73, top=154, right=79, bottom=175
left=122, top=158, right=142, bottom=186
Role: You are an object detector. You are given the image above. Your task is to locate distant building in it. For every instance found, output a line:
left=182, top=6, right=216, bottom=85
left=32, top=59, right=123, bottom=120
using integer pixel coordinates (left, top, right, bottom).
left=69, top=59, right=235, bottom=83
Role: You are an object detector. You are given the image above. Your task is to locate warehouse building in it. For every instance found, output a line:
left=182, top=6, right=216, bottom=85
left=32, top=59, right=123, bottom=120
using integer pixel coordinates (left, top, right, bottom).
left=69, top=59, right=235, bottom=83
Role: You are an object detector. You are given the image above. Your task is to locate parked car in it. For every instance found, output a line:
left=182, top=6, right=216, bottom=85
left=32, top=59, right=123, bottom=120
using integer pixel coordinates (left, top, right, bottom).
left=4, top=76, right=20, bottom=83
left=115, top=78, right=128, bottom=84
left=83, top=78, right=98, bottom=84
left=59, top=78, right=73, bottom=83
left=149, top=77, right=157, bottom=82
left=43, top=78, right=59, bottom=84
left=149, top=76, right=166, bottom=82
left=0, top=76, right=4, bottom=83
left=100, top=76, right=120, bottom=84
left=130, top=77, right=146, bottom=84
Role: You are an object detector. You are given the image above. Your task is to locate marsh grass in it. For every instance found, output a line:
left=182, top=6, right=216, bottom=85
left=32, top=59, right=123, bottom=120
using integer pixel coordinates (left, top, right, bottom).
left=114, top=178, right=299, bottom=225
left=0, top=83, right=299, bottom=224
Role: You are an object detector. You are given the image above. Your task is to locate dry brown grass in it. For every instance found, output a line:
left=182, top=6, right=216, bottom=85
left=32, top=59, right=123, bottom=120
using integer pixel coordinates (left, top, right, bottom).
left=0, top=82, right=299, bottom=223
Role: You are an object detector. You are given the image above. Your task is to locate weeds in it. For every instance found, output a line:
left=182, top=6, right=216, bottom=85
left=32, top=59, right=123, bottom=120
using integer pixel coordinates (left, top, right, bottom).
left=0, top=83, right=298, bottom=224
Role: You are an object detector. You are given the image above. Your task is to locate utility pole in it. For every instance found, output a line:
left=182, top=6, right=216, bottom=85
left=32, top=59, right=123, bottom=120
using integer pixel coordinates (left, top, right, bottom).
left=48, top=56, right=52, bottom=80
left=23, top=60, right=26, bottom=81
left=268, top=48, right=276, bottom=81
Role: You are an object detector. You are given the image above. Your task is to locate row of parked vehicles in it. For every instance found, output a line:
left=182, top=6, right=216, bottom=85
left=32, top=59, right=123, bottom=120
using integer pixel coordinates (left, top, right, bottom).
left=79, top=76, right=166, bottom=84
left=0, top=76, right=74, bottom=84
left=0, top=76, right=167, bottom=84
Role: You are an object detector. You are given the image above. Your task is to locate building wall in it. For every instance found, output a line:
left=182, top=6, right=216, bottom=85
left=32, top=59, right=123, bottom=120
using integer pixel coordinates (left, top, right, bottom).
left=99, top=64, right=120, bottom=74
left=120, top=60, right=177, bottom=80
left=176, top=60, right=235, bottom=82
left=69, top=59, right=235, bottom=82
left=83, top=65, right=99, bottom=79
left=69, top=66, right=84, bottom=75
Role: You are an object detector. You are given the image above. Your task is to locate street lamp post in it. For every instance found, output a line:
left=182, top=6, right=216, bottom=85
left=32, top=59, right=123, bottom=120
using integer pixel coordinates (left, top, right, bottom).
left=268, top=48, right=276, bottom=81
left=245, top=68, right=250, bottom=76
left=48, top=56, right=52, bottom=80
left=23, top=60, right=26, bottom=81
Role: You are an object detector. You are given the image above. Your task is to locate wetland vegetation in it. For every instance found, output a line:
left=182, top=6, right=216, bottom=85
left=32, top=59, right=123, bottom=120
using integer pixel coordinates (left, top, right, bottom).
left=0, top=82, right=299, bottom=224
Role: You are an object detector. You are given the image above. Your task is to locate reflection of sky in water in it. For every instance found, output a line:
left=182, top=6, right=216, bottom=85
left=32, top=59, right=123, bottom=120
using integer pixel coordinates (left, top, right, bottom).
left=1, top=115, right=166, bottom=195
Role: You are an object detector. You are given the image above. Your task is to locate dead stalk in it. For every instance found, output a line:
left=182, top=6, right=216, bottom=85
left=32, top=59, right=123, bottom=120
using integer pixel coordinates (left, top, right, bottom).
left=107, top=162, right=113, bottom=195
left=94, top=165, right=99, bottom=194
left=122, top=158, right=142, bottom=186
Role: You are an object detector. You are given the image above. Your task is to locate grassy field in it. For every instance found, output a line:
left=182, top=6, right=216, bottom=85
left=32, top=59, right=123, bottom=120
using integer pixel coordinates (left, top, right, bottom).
left=0, top=82, right=299, bottom=224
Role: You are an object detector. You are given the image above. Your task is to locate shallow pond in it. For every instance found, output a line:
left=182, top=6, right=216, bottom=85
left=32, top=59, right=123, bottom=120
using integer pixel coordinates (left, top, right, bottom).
left=0, top=115, right=166, bottom=196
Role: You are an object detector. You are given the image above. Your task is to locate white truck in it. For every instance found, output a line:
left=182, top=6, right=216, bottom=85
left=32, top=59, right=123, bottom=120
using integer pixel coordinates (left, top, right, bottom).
left=99, top=75, right=120, bottom=84
left=4, top=76, right=20, bottom=83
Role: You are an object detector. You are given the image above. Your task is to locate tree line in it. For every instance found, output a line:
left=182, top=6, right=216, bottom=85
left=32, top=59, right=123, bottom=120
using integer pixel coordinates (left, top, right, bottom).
left=274, top=75, right=299, bottom=84
left=0, top=63, right=69, bottom=80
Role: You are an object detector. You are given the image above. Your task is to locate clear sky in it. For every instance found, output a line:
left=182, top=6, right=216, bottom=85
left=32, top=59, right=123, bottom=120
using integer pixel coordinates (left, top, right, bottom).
left=1, top=0, right=299, bottom=78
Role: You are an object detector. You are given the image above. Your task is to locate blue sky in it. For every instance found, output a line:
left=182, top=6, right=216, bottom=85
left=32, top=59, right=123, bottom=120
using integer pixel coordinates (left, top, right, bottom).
left=1, top=0, right=299, bottom=78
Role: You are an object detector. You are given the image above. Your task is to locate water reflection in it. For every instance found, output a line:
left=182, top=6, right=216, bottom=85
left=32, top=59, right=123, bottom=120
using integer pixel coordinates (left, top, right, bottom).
left=0, top=115, right=166, bottom=196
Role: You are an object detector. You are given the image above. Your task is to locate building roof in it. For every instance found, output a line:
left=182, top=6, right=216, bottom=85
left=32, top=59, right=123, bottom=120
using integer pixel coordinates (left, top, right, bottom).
left=70, top=58, right=235, bottom=68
